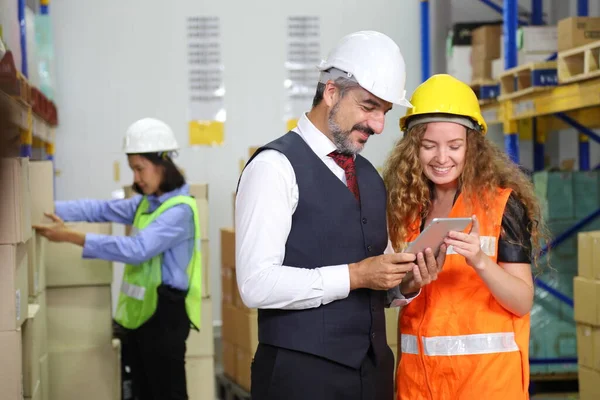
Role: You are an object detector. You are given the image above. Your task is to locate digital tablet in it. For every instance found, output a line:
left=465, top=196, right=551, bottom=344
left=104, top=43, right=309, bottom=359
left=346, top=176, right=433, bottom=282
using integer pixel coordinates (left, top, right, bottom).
left=404, top=217, right=473, bottom=256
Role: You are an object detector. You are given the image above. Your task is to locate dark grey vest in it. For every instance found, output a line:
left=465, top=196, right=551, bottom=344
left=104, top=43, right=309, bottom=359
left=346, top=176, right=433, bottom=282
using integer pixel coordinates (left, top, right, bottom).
left=240, top=131, right=389, bottom=368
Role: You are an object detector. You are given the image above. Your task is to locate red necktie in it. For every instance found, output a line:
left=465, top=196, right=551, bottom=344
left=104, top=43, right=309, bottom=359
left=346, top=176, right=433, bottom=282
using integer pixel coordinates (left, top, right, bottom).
left=328, top=151, right=360, bottom=202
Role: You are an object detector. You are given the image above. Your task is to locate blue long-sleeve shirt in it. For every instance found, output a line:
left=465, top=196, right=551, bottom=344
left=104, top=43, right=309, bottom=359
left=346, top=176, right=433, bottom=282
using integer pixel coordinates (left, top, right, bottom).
left=55, top=184, right=195, bottom=291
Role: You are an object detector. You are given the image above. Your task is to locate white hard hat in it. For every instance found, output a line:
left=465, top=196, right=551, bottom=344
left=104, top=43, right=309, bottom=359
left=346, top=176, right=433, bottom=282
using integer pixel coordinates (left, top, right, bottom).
left=123, top=118, right=179, bottom=154
left=317, top=31, right=412, bottom=107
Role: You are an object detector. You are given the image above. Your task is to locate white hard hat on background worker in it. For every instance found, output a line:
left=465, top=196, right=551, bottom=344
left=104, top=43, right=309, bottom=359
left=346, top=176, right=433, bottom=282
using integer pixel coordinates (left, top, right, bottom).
left=123, top=117, right=179, bottom=154
left=316, top=30, right=413, bottom=107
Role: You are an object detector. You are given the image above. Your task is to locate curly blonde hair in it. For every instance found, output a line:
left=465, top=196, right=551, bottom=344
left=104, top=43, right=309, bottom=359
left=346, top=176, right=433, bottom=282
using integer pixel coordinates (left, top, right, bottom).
left=383, top=123, right=549, bottom=271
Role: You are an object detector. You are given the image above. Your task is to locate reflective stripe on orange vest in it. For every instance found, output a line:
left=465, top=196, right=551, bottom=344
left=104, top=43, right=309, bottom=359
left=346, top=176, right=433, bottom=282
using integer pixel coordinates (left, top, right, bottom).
left=401, top=332, right=519, bottom=356
left=396, top=188, right=531, bottom=400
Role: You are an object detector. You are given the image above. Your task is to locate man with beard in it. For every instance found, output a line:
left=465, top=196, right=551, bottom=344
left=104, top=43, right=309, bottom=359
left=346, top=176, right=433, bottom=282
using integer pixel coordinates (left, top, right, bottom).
left=235, top=31, right=447, bottom=399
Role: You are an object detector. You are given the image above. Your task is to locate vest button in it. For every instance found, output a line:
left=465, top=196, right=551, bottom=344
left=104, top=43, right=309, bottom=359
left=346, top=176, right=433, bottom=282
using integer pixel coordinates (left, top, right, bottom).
left=371, top=332, right=376, bottom=339
left=362, top=217, right=367, bottom=224
left=367, top=245, right=373, bottom=252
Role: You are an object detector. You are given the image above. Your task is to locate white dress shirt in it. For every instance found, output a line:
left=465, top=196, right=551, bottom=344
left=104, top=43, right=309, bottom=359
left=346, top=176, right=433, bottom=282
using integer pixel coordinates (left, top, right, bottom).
left=235, top=113, right=414, bottom=311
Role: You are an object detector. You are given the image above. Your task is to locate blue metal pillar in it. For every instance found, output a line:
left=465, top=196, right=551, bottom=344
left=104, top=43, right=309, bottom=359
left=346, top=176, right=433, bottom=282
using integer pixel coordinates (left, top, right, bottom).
left=504, top=0, right=519, bottom=163
left=578, top=0, right=589, bottom=16
left=420, top=0, right=430, bottom=82
left=579, top=135, right=590, bottom=170
left=18, top=0, right=28, bottom=77
left=577, top=1, right=590, bottom=169
left=533, top=118, right=545, bottom=171
left=531, top=0, right=543, bottom=25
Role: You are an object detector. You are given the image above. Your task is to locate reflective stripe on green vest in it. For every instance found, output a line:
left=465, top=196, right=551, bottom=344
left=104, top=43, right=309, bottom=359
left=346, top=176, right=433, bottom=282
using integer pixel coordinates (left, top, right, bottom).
left=114, top=195, right=202, bottom=330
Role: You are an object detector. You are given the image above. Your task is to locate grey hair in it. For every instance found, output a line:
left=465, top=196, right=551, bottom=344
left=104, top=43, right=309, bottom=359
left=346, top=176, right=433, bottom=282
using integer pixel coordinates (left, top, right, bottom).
left=311, top=69, right=361, bottom=108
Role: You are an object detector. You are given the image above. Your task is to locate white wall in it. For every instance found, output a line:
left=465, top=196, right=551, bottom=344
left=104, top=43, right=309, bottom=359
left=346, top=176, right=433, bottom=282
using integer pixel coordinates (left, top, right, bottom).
left=50, top=0, right=422, bottom=326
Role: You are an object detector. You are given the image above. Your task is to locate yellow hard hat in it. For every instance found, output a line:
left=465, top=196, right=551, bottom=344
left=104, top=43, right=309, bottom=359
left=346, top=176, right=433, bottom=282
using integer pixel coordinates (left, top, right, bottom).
left=399, top=74, right=487, bottom=135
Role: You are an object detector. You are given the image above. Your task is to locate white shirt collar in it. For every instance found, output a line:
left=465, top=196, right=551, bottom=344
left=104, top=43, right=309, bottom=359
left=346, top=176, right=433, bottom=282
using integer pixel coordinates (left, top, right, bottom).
left=294, top=113, right=338, bottom=160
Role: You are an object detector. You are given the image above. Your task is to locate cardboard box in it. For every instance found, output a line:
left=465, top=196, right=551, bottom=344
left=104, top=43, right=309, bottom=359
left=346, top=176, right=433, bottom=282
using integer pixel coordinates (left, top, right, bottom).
left=233, top=307, right=258, bottom=354
left=222, top=267, right=235, bottom=305
left=517, top=26, right=557, bottom=54
left=0, top=157, right=32, bottom=244
left=48, top=343, right=120, bottom=400
left=45, top=223, right=113, bottom=287
left=471, top=56, right=493, bottom=80
left=0, top=330, right=23, bottom=400
left=579, top=365, right=600, bottom=400
left=0, top=244, right=29, bottom=331
left=235, top=347, right=252, bottom=392
left=221, top=302, right=237, bottom=345
left=232, top=270, right=244, bottom=309
left=558, top=17, right=600, bottom=52
left=112, top=339, right=122, bottom=400
left=248, top=147, right=259, bottom=158
left=31, top=291, right=48, bottom=356
left=189, top=183, right=209, bottom=240
left=27, top=232, right=46, bottom=296
left=39, top=353, right=48, bottom=400
left=23, top=304, right=43, bottom=397
left=28, top=161, right=54, bottom=226
left=25, top=381, right=42, bottom=400
left=471, top=25, right=502, bottom=60
left=574, top=277, right=600, bottom=326
left=578, top=231, right=600, bottom=280
left=221, top=228, right=235, bottom=268
left=47, top=285, right=113, bottom=351
left=448, top=21, right=503, bottom=46
left=222, top=340, right=236, bottom=380
left=385, top=307, right=399, bottom=346
left=186, top=296, right=215, bottom=357
left=201, top=238, right=210, bottom=298
left=576, top=323, right=600, bottom=371
left=185, top=356, right=216, bottom=400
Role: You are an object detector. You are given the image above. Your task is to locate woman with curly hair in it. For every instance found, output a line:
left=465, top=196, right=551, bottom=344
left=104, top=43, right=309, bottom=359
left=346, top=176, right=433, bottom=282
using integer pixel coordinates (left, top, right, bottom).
left=384, top=74, right=548, bottom=400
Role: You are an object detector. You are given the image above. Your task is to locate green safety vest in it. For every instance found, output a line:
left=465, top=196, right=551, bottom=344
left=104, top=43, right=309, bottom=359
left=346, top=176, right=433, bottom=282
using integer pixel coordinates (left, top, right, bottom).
left=115, top=195, right=202, bottom=330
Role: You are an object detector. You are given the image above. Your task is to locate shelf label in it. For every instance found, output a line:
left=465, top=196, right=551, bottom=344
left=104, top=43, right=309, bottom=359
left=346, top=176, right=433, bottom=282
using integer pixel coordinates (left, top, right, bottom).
left=513, top=100, right=535, bottom=117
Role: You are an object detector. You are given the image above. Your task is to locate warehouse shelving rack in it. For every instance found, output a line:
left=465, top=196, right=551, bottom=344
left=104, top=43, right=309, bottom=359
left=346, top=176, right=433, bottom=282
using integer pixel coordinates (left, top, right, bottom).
left=4, top=0, right=57, bottom=193
left=421, top=0, right=599, bottom=383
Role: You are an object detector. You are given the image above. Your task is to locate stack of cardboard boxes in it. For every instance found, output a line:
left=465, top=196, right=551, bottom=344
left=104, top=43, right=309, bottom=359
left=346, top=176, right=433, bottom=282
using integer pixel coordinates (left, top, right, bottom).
left=123, top=183, right=215, bottom=400
left=184, top=184, right=215, bottom=400
left=445, top=21, right=501, bottom=84
left=220, top=227, right=256, bottom=392
left=1, top=157, right=34, bottom=400
left=574, top=231, right=600, bottom=400
left=470, top=24, right=502, bottom=81
left=23, top=160, right=53, bottom=400
left=44, top=193, right=120, bottom=399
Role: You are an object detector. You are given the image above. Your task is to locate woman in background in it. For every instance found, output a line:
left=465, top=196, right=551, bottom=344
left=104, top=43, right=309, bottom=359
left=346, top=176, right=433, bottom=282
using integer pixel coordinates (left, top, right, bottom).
left=384, top=74, right=548, bottom=400
left=34, top=118, right=203, bottom=400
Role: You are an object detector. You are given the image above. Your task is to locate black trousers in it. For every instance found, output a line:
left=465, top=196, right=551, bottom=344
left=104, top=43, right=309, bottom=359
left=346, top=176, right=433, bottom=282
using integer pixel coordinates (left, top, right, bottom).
left=250, top=343, right=395, bottom=400
left=125, top=285, right=191, bottom=400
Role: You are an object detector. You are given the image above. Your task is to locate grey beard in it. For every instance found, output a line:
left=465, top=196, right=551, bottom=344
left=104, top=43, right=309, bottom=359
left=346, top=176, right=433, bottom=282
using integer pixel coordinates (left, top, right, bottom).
left=327, top=104, right=362, bottom=155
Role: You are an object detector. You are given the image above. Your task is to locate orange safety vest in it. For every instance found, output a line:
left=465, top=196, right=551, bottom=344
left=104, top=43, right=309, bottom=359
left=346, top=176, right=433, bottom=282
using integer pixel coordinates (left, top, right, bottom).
left=396, top=188, right=530, bottom=400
